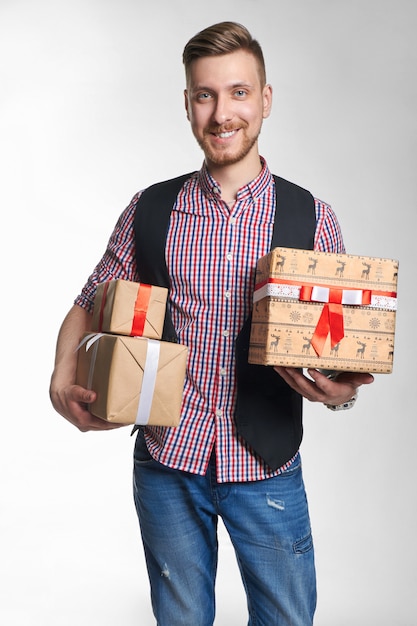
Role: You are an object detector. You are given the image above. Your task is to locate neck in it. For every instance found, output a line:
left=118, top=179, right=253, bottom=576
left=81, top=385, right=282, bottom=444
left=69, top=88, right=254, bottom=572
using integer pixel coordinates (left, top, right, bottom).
left=206, top=151, right=262, bottom=202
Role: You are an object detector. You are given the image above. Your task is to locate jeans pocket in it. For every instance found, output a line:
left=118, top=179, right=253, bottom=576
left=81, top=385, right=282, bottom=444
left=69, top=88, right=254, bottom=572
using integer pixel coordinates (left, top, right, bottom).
left=280, top=453, right=302, bottom=478
left=293, top=531, right=314, bottom=555
left=133, top=428, right=154, bottom=464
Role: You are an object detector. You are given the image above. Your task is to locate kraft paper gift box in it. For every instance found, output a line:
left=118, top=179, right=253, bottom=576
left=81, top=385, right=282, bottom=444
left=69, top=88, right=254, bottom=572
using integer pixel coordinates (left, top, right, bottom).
left=91, top=280, right=168, bottom=339
left=76, top=333, right=188, bottom=426
left=249, top=247, right=398, bottom=373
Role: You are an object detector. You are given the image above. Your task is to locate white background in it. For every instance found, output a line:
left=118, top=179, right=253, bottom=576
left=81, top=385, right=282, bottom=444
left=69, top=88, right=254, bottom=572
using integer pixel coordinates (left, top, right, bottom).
left=1, top=0, right=416, bottom=624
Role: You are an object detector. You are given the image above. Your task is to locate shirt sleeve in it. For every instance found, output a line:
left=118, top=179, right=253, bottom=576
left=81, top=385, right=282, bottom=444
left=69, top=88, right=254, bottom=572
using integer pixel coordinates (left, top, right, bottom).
left=313, top=198, right=346, bottom=254
left=74, top=193, right=141, bottom=313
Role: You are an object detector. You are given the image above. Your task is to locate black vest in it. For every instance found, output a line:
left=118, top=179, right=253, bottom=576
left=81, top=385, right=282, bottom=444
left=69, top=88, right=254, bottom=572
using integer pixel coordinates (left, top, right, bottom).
left=134, top=172, right=316, bottom=470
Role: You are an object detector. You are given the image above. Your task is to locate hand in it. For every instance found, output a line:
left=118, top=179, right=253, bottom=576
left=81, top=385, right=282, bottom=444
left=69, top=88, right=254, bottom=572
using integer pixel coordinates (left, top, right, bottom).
left=274, top=367, right=374, bottom=406
left=50, top=382, right=125, bottom=432
left=49, top=304, right=125, bottom=432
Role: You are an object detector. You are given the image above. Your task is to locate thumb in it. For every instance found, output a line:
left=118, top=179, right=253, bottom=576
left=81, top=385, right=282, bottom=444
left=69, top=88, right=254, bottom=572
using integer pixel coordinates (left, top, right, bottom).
left=72, top=385, right=97, bottom=404
left=83, top=389, right=97, bottom=403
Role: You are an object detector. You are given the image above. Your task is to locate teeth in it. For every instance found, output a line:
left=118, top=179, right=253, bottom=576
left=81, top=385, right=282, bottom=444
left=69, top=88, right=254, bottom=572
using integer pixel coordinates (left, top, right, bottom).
left=217, top=131, right=235, bottom=138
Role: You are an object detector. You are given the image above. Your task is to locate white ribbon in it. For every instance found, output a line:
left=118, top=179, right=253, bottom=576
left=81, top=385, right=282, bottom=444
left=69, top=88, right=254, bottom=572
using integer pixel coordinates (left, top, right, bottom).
left=309, top=286, right=366, bottom=305
left=75, top=333, right=105, bottom=392
left=253, top=283, right=300, bottom=303
left=253, top=282, right=397, bottom=311
left=75, top=332, right=105, bottom=352
left=135, top=339, right=161, bottom=426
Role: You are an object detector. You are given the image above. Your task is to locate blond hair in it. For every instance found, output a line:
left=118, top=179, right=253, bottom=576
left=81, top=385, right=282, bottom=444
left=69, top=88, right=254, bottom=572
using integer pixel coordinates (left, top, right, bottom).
left=183, top=22, right=266, bottom=86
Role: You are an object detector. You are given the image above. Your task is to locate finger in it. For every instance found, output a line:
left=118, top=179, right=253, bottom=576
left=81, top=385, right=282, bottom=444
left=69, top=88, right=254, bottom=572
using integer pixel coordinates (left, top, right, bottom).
left=59, top=386, right=124, bottom=431
left=66, top=408, right=126, bottom=432
left=274, top=366, right=301, bottom=388
left=274, top=366, right=303, bottom=382
left=306, top=369, right=340, bottom=392
left=336, top=372, right=375, bottom=387
left=74, top=403, right=126, bottom=431
left=274, top=367, right=321, bottom=401
left=79, top=418, right=126, bottom=431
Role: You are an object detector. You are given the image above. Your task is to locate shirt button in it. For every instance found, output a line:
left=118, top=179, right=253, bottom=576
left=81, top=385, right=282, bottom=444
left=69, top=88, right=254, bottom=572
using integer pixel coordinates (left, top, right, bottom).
left=222, top=329, right=230, bottom=337
left=226, top=253, right=233, bottom=262
left=216, top=409, right=223, bottom=418
left=225, top=290, right=231, bottom=299
left=220, top=368, right=227, bottom=376
left=212, top=186, right=221, bottom=195
left=229, top=217, right=236, bottom=225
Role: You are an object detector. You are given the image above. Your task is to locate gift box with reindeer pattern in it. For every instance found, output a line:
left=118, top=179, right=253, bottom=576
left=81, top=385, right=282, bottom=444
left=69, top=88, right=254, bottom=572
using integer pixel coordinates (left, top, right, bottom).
left=248, top=247, right=398, bottom=373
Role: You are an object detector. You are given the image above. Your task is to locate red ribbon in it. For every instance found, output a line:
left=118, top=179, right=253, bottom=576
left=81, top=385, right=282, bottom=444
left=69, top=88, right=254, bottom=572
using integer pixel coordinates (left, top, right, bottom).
left=299, top=286, right=344, bottom=356
left=131, top=283, right=152, bottom=336
left=97, top=281, right=110, bottom=332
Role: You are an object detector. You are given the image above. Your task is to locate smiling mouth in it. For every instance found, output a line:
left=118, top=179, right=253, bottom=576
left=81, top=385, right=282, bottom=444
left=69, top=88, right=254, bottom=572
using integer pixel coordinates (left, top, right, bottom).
left=215, top=130, right=236, bottom=138
left=209, top=129, right=239, bottom=140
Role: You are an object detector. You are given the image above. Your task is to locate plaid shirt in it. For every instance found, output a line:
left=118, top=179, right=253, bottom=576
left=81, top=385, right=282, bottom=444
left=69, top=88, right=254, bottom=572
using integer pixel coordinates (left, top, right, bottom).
left=76, top=158, right=345, bottom=483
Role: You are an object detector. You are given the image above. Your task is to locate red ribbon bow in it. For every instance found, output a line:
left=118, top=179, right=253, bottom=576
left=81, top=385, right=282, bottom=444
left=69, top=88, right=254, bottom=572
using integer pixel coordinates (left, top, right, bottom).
left=299, top=286, right=345, bottom=356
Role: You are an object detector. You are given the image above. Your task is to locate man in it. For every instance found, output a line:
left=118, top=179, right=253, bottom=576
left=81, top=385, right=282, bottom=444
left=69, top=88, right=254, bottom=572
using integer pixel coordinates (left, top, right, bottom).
left=50, top=22, right=373, bottom=626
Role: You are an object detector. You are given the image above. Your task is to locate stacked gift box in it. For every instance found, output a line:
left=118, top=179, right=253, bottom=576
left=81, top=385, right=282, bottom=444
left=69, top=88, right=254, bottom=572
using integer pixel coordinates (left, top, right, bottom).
left=249, top=247, right=398, bottom=373
left=76, top=280, right=188, bottom=427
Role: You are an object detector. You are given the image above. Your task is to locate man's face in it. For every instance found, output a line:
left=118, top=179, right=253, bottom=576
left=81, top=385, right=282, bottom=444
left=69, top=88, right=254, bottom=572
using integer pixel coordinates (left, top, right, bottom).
left=184, top=50, right=272, bottom=169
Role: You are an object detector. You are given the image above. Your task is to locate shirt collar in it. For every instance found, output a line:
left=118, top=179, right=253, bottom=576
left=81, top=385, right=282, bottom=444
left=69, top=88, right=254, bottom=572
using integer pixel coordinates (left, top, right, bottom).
left=198, top=157, right=273, bottom=203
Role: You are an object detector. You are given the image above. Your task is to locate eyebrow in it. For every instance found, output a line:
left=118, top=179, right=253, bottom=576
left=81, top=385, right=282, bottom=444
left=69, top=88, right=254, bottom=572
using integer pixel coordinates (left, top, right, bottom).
left=191, top=81, right=254, bottom=93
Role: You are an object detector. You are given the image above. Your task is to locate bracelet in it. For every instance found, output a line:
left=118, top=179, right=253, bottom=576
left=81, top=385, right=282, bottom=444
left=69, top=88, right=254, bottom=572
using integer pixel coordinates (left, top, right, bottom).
left=325, top=392, right=358, bottom=411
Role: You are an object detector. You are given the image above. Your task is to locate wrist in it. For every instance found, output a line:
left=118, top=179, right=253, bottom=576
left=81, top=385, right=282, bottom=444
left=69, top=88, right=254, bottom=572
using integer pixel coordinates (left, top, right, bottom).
left=325, top=392, right=358, bottom=411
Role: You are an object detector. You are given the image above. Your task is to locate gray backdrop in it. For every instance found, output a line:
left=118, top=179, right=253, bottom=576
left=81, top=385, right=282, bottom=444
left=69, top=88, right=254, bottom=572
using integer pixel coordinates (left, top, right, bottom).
left=1, top=0, right=415, bottom=624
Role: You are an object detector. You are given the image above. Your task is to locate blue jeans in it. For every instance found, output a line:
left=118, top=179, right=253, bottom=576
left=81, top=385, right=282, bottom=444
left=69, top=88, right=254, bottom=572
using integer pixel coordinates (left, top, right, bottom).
left=133, top=429, right=316, bottom=626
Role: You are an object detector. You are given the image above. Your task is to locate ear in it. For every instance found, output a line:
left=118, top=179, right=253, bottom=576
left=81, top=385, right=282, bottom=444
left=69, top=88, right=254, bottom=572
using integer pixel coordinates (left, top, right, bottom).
left=184, top=89, right=190, bottom=121
left=262, top=84, right=273, bottom=119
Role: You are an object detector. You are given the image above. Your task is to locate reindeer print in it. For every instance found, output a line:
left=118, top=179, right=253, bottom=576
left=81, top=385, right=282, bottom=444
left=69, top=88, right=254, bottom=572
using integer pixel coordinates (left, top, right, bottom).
left=361, top=262, right=371, bottom=280
left=307, top=257, right=318, bottom=275
left=336, top=261, right=346, bottom=277
left=270, top=334, right=281, bottom=352
left=275, top=255, right=286, bottom=272
left=302, top=337, right=311, bottom=354
left=356, top=341, right=367, bottom=358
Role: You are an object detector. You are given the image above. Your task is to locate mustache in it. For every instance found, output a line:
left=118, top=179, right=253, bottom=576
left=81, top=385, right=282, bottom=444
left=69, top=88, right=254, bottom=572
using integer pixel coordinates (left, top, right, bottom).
left=205, top=123, right=246, bottom=134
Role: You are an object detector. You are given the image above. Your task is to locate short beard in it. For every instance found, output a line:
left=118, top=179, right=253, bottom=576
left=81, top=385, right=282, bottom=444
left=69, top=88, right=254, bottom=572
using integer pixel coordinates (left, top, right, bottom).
left=196, top=125, right=260, bottom=167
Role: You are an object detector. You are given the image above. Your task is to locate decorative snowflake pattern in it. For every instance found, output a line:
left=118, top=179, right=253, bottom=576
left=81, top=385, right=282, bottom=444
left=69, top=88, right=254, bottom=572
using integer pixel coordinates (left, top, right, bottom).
left=290, top=310, right=301, bottom=322
left=369, top=317, right=380, bottom=329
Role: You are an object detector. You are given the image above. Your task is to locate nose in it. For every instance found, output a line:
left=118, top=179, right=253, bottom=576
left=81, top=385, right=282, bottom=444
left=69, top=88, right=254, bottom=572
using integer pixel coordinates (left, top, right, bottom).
left=212, top=93, right=233, bottom=125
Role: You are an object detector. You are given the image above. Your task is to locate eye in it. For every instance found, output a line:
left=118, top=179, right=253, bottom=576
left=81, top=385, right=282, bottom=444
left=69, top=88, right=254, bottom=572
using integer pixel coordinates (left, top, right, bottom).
left=196, top=92, right=212, bottom=101
left=234, top=89, right=247, bottom=97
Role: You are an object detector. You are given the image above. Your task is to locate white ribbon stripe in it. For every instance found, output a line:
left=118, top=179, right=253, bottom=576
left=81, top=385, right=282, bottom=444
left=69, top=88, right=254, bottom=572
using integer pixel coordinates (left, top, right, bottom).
left=135, top=339, right=161, bottom=426
left=75, top=332, right=105, bottom=353
left=74, top=333, right=106, bottom=394
left=310, top=286, right=364, bottom=305
left=253, top=283, right=301, bottom=303
left=253, top=282, right=397, bottom=311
